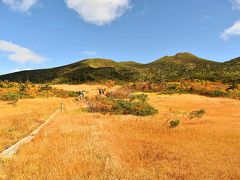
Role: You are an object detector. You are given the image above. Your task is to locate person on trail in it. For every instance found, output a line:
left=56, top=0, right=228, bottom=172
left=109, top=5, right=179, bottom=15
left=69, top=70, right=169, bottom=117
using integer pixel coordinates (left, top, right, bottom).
left=226, top=82, right=238, bottom=91
left=99, top=88, right=106, bottom=95
left=77, top=90, right=86, bottom=100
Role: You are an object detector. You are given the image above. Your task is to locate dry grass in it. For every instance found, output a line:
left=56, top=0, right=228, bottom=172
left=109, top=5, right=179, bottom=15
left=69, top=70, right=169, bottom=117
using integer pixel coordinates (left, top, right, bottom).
left=52, top=84, right=107, bottom=96
left=0, top=98, right=63, bottom=152
left=52, top=84, right=120, bottom=97
left=0, top=86, right=240, bottom=179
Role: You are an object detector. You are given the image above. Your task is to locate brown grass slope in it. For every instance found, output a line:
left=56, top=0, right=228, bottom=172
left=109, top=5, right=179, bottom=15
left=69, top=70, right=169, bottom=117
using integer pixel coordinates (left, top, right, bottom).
left=1, top=93, right=240, bottom=179
left=0, top=98, right=62, bottom=152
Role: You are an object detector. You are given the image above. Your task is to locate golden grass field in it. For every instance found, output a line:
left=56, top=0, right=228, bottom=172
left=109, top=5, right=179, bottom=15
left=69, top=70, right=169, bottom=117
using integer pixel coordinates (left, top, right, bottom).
left=0, top=98, right=63, bottom=152
left=52, top=84, right=120, bottom=97
left=1, top=84, right=240, bottom=179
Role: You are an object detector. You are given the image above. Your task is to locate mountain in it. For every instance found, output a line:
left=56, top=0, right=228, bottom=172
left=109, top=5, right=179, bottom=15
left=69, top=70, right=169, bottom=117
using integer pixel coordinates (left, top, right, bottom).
left=0, top=58, right=140, bottom=84
left=0, top=53, right=239, bottom=83
left=148, top=53, right=216, bottom=65
left=119, top=61, right=144, bottom=68
left=143, top=53, right=222, bottom=82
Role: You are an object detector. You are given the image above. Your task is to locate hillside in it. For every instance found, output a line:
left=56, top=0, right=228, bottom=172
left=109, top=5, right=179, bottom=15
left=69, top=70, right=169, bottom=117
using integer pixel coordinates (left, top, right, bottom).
left=148, top=52, right=216, bottom=65
left=143, top=53, right=221, bottom=82
left=0, top=58, right=140, bottom=84
left=0, top=53, right=239, bottom=83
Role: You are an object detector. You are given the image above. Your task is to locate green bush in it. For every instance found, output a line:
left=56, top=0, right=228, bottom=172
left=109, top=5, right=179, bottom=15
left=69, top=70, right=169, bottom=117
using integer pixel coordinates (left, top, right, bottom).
left=209, top=91, right=226, bottom=97
left=189, top=109, right=206, bottom=120
left=0, top=81, right=15, bottom=88
left=167, top=83, right=178, bottom=90
left=39, top=84, right=52, bottom=92
left=170, top=120, right=180, bottom=128
left=130, top=94, right=149, bottom=103
left=87, top=94, right=158, bottom=116
left=115, top=100, right=158, bottom=116
left=19, top=83, right=29, bottom=95
left=67, top=91, right=80, bottom=97
left=0, top=93, right=20, bottom=101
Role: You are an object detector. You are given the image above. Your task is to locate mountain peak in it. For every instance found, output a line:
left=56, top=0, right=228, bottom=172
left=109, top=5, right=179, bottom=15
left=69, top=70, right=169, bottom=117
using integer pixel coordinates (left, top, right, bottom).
left=148, top=52, right=216, bottom=66
left=175, top=52, right=197, bottom=59
left=158, top=52, right=209, bottom=63
left=80, top=58, right=119, bottom=68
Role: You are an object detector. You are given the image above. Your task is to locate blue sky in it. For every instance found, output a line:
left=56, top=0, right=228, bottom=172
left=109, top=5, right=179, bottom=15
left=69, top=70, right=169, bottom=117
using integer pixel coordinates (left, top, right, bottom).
left=0, top=0, right=240, bottom=75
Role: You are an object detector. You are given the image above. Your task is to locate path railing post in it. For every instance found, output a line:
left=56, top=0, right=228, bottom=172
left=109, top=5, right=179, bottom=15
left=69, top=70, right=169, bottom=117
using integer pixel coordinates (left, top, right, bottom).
left=60, top=102, right=64, bottom=111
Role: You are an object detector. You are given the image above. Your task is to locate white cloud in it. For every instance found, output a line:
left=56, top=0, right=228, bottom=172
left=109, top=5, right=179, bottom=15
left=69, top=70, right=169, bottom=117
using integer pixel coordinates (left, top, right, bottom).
left=1, top=0, right=39, bottom=12
left=83, top=50, right=97, bottom=56
left=65, top=0, right=131, bottom=26
left=0, top=40, right=45, bottom=63
left=221, top=20, right=240, bottom=40
left=231, top=0, right=240, bottom=9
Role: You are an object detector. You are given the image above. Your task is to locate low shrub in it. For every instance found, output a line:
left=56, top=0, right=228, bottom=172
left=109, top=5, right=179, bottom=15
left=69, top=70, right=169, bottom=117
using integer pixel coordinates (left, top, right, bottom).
left=19, top=83, right=30, bottom=95
left=115, top=100, right=158, bottom=116
left=87, top=94, right=158, bottom=116
left=7, top=98, right=18, bottom=106
left=130, top=94, right=149, bottom=103
left=189, top=109, right=206, bottom=120
left=106, top=88, right=131, bottom=99
left=129, top=81, right=240, bottom=99
left=166, top=83, right=179, bottom=90
left=161, top=90, right=185, bottom=95
left=67, top=91, right=80, bottom=97
left=226, top=91, right=240, bottom=99
left=170, top=120, right=180, bottom=128
left=0, top=93, right=20, bottom=101
left=51, top=89, right=75, bottom=98
left=87, top=97, right=114, bottom=113
left=105, top=80, right=116, bottom=89
left=0, top=81, right=16, bottom=88
left=200, top=90, right=226, bottom=97
left=39, top=84, right=52, bottom=92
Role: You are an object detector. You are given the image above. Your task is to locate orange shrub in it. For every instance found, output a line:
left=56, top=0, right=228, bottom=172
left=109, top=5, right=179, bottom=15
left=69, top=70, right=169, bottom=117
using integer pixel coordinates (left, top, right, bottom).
left=105, top=80, right=116, bottom=89
left=87, top=97, right=114, bottom=113
left=106, top=87, right=132, bottom=99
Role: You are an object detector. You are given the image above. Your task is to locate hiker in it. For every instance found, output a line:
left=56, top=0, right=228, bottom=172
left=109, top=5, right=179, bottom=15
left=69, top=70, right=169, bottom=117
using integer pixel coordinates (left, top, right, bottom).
left=76, top=90, right=86, bottom=101
left=79, top=91, right=86, bottom=98
left=226, top=83, right=237, bottom=91
left=99, top=88, right=106, bottom=95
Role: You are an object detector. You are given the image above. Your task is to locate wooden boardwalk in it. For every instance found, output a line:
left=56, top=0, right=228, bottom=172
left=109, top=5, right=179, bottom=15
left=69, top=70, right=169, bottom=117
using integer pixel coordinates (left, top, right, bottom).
left=0, top=107, right=62, bottom=158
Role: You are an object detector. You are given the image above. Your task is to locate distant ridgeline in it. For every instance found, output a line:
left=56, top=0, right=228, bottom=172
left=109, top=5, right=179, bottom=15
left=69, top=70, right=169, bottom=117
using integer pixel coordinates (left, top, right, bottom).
left=0, top=53, right=239, bottom=83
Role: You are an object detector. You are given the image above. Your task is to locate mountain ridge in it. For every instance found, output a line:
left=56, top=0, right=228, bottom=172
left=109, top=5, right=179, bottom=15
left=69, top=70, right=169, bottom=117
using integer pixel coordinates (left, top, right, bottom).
left=0, top=53, right=239, bottom=83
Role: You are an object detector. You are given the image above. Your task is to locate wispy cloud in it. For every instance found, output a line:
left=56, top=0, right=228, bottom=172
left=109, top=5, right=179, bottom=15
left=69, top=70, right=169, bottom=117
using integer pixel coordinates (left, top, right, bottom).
left=221, top=20, right=240, bottom=40
left=1, top=0, right=40, bottom=12
left=0, top=40, right=45, bottom=63
left=65, top=0, right=131, bottom=26
left=231, top=0, right=240, bottom=9
left=83, top=51, right=97, bottom=56
left=1, top=0, right=39, bottom=12
left=203, top=15, right=211, bottom=19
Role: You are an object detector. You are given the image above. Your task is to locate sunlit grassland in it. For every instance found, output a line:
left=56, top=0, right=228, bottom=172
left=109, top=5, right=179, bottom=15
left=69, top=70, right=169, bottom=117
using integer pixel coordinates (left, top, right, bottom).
left=1, top=90, right=240, bottom=179
left=0, top=98, right=63, bottom=152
